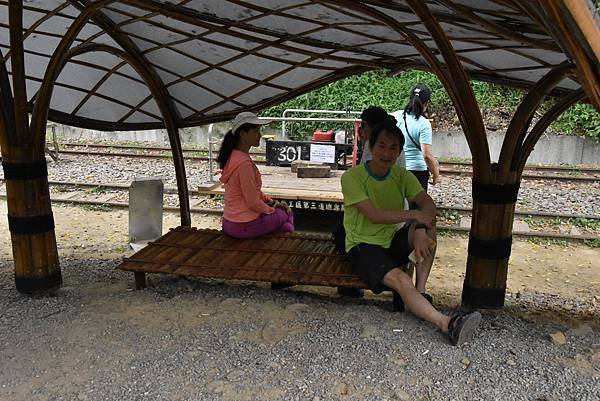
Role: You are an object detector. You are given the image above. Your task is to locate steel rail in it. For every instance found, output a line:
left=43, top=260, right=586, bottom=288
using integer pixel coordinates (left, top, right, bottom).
left=1, top=178, right=598, bottom=221
left=49, top=149, right=600, bottom=182
left=57, top=143, right=600, bottom=175
left=0, top=192, right=595, bottom=243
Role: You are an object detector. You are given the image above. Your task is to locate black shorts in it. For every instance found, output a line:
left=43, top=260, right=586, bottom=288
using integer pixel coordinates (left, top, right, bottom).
left=410, top=169, right=429, bottom=193
left=347, top=225, right=412, bottom=294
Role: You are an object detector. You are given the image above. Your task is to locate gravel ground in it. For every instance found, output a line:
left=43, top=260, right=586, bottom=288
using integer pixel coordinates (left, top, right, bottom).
left=0, top=200, right=598, bottom=401
left=0, top=257, right=598, bottom=401
left=24, top=155, right=600, bottom=217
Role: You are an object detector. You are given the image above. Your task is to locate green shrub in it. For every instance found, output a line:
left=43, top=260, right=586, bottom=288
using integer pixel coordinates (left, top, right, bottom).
left=264, top=69, right=599, bottom=142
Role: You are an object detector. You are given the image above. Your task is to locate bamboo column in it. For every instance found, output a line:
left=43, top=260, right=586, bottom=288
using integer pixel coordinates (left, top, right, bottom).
left=463, top=62, right=576, bottom=308
left=1, top=1, right=61, bottom=294
left=3, top=0, right=113, bottom=293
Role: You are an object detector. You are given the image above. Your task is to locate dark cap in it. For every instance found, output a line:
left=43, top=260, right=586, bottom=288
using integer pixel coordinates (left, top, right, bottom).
left=410, top=84, right=431, bottom=103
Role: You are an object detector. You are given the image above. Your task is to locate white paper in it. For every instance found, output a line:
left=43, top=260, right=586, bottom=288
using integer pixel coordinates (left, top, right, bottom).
left=310, top=144, right=335, bottom=163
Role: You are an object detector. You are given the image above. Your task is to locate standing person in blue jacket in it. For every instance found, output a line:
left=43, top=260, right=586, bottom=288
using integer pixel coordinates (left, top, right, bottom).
left=392, top=84, right=440, bottom=192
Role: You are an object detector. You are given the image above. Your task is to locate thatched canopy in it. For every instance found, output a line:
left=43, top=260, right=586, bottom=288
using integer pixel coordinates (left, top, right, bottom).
left=1, top=1, right=599, bottom=131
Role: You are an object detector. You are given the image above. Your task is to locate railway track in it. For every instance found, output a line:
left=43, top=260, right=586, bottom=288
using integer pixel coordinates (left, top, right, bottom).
left=1, top=178, right=597, bottom=242
left=57, top=142, right=600, bottom=182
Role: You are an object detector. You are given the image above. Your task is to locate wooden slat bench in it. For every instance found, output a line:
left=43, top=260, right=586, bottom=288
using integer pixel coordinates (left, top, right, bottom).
left=118, top=226, right=409, bottom=309
left=119, top=226, right=362, bottom=288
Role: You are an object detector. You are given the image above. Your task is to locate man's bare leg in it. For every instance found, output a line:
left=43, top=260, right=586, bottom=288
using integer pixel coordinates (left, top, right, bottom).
left=383, top=268, right=450, bottom=332
left=408, top=224, right=437, bottom=293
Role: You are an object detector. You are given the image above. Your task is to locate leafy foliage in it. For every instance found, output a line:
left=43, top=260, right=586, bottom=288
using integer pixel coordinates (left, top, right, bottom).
left=264, top=69, right=599, bottom=142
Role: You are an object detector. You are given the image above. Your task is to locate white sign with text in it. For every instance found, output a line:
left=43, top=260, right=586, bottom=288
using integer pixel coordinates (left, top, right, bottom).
left=310, top=144, right=335, bottom=163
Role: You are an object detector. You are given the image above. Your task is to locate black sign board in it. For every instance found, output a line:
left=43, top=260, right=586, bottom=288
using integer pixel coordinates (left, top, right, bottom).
left=266, top=140, right=352, bottom=169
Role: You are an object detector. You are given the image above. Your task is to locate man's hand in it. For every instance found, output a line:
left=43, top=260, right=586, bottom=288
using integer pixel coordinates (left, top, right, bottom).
left=411, top=210, right=436, bottom=228
left=412, top=229, right=436, bottom=264
left=273, top=200, right=290, bottom=213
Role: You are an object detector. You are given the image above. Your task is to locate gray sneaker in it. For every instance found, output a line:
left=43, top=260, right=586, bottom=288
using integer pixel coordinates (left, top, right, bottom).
left=448, top=311, right=481, bottom=346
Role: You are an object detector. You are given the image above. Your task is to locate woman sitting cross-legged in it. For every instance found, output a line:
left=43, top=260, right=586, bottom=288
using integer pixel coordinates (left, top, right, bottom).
left=341, top=120, right=480, bottom=346
left=218, top=111, right=294, bottom=239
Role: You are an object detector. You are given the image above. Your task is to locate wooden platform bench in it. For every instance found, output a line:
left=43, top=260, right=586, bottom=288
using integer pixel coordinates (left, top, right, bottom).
left=118, top=226, right=409, bottom=310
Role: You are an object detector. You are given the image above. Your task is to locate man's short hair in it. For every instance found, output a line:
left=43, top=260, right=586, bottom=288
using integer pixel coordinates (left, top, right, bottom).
left=369, top=120, right=405, bottom=149
left=360, top=106, right=389, bottom=127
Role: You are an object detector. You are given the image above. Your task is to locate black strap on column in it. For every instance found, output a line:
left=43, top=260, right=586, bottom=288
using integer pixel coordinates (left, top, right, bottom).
left=8, top=213, right=55, bottom=235
left=472, top=180, right=520, bottom=205
left=15, top=270, right=62, bottom=294
left=462, top=282, right=506, bottom=309
left=468, top=234, right=513, bottom=260
left=2, top=160, right=48, bottom=180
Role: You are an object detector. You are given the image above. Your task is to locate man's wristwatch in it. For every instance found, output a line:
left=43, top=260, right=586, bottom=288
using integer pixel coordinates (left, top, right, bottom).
left=415, top=223, right=428, bottom=230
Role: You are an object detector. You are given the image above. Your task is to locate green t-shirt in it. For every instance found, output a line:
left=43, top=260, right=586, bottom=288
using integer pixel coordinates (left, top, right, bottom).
left=341, top=163, right=423, bottom=252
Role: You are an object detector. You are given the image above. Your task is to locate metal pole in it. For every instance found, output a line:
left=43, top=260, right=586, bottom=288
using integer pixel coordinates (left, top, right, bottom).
left=280, top=109, right=361, bottom=138
left=260, top=117, right=359, bottom=122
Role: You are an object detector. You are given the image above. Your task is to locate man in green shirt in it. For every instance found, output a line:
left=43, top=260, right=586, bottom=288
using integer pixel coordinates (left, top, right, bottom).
left=341, top=120, right=481, bottom=346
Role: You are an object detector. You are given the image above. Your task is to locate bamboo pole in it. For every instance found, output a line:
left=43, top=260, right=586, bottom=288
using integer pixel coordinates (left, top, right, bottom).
left=2, top=1, right=60, bottom=294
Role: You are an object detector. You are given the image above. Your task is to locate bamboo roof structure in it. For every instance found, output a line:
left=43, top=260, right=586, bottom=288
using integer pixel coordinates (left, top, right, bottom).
left=1, top=1, right=599, bottom=307
left=1, top=1, right=599, bottom=131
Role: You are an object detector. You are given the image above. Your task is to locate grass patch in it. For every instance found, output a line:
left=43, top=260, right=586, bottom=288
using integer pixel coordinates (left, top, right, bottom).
left=80, top=204, right=113, bottom=212
left=571, top=218, right=600, bottom=230
left=526, top=237, right=569, bottom=247
left=438, top=209, right=461, bottom=223
left=114, top=244, right=127, bottom=253
left=584, top=238, right=600, bottom=248
left=87, top=186, right=106, bottom=194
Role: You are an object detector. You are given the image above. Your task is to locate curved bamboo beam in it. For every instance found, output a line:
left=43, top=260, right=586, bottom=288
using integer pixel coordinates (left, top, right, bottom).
left=537, top=1, right=600, bottom=112
left=66, top=43, right=191, bottom=225
left=27, top=0, right=190, bottom=225
left=30, top=0, right=114, bottom=157
left=67, top=0, right=190, bottom=226
left=515, top=89, right=586, bottom=174
left=388, top=61, right=432, bottom=76
left=0, top=49, right=15, bottom=148
left=318, top=0, right=491, bottom=181
left=8, top=1, right=29, bottom=147
left=497, top=61, right=574, bottom=180
left=435, top=0, right=559, bottom=52
left=405, top=0, right=490, bottom=182
left=563, top=0, right=600, bottom=62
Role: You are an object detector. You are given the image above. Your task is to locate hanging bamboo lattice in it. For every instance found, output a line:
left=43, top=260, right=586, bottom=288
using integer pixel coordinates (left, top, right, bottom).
left=119, top=227, right=368, bottom=288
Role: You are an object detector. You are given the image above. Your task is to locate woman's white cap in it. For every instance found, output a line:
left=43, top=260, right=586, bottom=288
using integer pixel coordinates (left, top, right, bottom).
left=231, top=111, right=272, bottom=133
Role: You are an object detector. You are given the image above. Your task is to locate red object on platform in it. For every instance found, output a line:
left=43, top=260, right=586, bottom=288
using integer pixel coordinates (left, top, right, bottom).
left=312, top=130, right=334, bottom=142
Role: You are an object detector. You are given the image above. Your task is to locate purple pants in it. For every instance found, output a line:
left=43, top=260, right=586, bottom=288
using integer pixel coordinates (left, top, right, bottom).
left=223, top=208, right=294, bottom=239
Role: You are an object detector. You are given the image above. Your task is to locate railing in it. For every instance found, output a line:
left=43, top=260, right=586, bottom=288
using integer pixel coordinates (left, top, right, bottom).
left=207, top=112, right=362, bottom=182
left=280, top=108, right=361, bottom=138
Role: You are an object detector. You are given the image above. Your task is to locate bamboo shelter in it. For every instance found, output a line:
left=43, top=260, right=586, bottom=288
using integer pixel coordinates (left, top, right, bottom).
left=0, top=1, right=598, bottom=307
